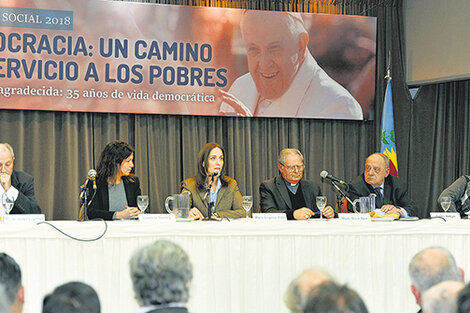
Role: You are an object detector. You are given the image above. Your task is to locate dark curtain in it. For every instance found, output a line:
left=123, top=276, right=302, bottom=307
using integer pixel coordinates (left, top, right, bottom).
left=1, top=0, right=468, bottom=219
left=409, top=82, right=470, bottom=216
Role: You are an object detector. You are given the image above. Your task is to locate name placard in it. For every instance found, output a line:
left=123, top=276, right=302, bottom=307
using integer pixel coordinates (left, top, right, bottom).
left=338, top=213, right=371, bottom=221
left=430, top=212, right=461, bottom=220
left=138, top=214, right=176, bottom=222
left=252, top=213, right=287, bottom=221
left=2, top=214, right=45, bottom=223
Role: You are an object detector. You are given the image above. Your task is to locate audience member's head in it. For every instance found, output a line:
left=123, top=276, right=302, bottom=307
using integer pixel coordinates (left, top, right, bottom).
left=457, top=282, right=470, bottom=313
left=284, top=268, right=333, bottom=313
left=129, top=240, right=193, bottom=307
left=303, top=281, right=368, bottom=313
left=422, top=280, right=464, bottom=313
left=42, top=281, right=100, bottom=313
left=409, top=247, right=463, bottom=306
left=0, top=253, right=24, bottom=313
left=0, top=285, right=9, bottom=313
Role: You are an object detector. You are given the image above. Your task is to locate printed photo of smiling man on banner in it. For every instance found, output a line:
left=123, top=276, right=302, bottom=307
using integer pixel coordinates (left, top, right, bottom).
left=0, top=1, right=376, bottom=120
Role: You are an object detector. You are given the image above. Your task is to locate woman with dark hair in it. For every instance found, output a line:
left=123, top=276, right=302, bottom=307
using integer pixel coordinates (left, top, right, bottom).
left=181, top=142, right=245, bottom=219
left=87, top=140, right=141, bottom=220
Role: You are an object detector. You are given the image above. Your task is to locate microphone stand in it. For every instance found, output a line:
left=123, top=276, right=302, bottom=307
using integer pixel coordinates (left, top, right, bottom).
left=79, top=179, right=89, bottom=221
left=330, top=181, right=357, bottom=214
left=205, top=175, right=215, bottom=220
left=83, top=188, right=89, bottom=221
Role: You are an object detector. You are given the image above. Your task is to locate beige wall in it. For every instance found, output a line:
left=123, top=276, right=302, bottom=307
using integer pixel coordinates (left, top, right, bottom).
left=404, top=0, right=470, bottom=85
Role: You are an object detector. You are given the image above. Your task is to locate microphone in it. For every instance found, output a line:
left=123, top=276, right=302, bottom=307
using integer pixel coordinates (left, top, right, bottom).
left=80, top=169, right=97, bottom=198
left=208, top=170, right=221, bottom=178
left=80, top=169, right=96, bottom=222
left=88, top=169, right=97, bottom=190
left=320, top=170, right=345, bottom=184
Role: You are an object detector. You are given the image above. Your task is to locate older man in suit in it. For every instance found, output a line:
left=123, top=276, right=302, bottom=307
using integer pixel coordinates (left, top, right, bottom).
left=0, top=143, right=41, bottom=218
left=259, top=148, right=334, bottom=220
left=348, top=152, right=417, bottom=217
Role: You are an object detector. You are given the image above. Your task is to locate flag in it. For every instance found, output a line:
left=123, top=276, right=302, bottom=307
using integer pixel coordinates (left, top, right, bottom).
left=381, top=78, right=398, bottom=177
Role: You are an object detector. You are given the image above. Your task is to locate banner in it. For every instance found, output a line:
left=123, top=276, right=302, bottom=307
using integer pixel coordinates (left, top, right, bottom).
left=0, top=0, right=376, bottom=119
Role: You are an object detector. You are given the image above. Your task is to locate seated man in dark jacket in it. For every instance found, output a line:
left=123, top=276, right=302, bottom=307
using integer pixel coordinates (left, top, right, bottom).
left=259, top=148, right=334, bottom=220
left=348, top=152, right=418, bottom=217
left=438, top=175, right=470, bottom=217
left=0, top=142, right=41, bottom=217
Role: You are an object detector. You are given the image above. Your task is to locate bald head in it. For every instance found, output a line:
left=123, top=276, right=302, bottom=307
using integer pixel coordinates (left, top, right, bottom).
left=284, top=268, right=333, bottom=313
left=409, top=247, right=462, bottom=307
left=365, top=153, right=389, bottom=168
left=422, top=281, right=464, bottom=313
left=409, top=247, right=462, bottom=292
left=364, top=153, right=390, bottom=187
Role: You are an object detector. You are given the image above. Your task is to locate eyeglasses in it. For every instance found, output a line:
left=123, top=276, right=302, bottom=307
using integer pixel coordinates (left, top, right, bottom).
left=280, top=163, right=305, bottom=172
left=365, top=166, right=384, bottom=174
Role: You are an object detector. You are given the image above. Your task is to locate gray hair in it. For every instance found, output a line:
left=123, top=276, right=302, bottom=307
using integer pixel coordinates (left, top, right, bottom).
left=279, top=148, right=304, bottom=165
left=129, top=240, right=193, bottom=306
left=284, top=268, right=333, bottom=313
left=0, top=143, right=14, bottom=159
left=422, top=281, right=464, bottom=313
left=409, top=247, right=462, bottom=293
left=0, top=253, right=21, bottom=307
left=0, top=285, right=9, bottom=313
left=240, top=10, right=307, bottom=42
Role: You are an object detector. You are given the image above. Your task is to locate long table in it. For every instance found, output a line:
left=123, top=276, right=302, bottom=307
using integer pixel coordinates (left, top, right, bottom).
left=1, top=219, right=469, bottom=313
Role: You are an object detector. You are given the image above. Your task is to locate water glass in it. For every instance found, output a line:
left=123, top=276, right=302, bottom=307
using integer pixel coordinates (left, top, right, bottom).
left=316, top=196, right=327, bottom=220
left=439, top=196, right=452, bottom=212
left=137, top=195, right=149, bottom=213
left=2, top=194, right=14, bottom=213
left=242, top=196, right=253, bottom=218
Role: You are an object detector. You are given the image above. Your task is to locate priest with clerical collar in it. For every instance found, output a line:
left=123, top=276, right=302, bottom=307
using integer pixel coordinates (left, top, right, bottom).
left=259, top=148, right=334, bottom=220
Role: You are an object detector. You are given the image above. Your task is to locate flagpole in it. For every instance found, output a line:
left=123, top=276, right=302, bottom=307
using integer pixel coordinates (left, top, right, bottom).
left=385, top=50, right=391, bottom=81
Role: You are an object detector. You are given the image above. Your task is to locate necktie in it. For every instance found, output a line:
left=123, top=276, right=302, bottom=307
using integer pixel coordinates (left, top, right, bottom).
left=374, top=187, right=384, bottom=208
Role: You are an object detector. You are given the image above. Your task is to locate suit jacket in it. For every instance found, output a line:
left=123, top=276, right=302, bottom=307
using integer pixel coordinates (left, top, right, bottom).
left=87, top=176, right=141, bottom=220
left=259, top=175, right=323, bottom=220
left=9, top=170, right=41, bottom=214
left=348, top=174, right=418, bottom=217
left=438, top=175, right=470, bottom=217
left=181, top=176, right=245, bottom=218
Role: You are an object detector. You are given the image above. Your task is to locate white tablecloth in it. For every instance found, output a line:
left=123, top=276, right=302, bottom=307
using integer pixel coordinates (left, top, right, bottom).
left=1, top=218, right=469, bottom=313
